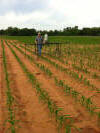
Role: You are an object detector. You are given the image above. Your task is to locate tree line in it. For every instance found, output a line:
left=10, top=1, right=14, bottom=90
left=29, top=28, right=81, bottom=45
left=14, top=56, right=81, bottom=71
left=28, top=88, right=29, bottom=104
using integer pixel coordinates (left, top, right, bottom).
left=0, top=26, right=100, bottom=36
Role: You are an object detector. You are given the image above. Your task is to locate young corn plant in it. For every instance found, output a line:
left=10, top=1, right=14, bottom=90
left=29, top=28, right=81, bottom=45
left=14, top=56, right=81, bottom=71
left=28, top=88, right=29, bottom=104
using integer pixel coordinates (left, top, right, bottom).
left=36, top=63, right=53, bottom=77
left=71, top=90, right=80, bottom=102
left=80, top=95, right=86, bottom=106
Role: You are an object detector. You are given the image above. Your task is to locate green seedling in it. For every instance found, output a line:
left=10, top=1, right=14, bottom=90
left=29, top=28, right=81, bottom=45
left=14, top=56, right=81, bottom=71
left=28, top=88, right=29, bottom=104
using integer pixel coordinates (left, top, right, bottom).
left=55, top=108, right=63, bottom=122
left=71, top=90, right=80, bottom=101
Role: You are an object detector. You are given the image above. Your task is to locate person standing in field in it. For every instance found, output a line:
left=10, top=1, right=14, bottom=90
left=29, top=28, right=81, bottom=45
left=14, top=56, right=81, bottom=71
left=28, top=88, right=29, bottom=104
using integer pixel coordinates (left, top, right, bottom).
left=44, top=33, right=48, bottom=44
left=35, top=32, right=43, bottom=56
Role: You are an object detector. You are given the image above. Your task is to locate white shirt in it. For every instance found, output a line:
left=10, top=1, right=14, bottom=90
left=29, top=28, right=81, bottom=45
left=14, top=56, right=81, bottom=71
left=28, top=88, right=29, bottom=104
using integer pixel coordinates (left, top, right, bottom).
left=44, top=34, right=48, bottom=41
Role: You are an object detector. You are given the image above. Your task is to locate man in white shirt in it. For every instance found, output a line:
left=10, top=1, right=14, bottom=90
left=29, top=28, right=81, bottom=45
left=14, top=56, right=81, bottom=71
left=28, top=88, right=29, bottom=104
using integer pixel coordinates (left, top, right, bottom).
left=44, top=33, right=48, bottom=44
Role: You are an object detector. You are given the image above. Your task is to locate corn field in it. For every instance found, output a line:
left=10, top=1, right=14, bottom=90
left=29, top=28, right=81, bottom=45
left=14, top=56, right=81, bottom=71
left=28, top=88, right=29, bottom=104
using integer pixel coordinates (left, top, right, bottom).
left=0, top=37, right=100, bottom=133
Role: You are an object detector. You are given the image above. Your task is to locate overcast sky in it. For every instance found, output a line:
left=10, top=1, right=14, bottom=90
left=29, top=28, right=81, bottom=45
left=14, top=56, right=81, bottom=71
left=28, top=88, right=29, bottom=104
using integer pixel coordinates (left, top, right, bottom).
left=0, top=0, right=100, bottom=30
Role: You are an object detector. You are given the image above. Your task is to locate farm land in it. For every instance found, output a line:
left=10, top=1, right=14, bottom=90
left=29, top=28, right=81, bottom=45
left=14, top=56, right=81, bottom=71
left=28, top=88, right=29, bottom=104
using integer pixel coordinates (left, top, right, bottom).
left=0, top=36, right=100, bottom=133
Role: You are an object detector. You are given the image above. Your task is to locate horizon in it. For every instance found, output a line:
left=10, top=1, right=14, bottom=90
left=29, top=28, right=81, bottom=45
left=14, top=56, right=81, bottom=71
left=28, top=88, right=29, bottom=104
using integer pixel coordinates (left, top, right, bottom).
left=1, top=25, right=100, bottom=31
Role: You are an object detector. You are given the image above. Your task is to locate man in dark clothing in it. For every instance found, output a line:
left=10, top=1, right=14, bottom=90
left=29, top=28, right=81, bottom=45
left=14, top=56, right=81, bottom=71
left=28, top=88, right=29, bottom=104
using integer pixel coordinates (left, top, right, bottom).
left=35, top=32, right=43, bottom=56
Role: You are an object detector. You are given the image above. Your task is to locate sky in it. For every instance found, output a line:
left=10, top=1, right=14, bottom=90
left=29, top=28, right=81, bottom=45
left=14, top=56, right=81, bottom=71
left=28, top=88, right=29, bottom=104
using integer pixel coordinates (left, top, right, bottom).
left=0, top=0, right=100, bottom=30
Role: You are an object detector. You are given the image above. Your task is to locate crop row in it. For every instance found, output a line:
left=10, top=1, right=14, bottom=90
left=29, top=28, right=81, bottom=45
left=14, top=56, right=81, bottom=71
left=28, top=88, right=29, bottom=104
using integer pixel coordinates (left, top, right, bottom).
left=1, top=40, right=18, bottom=133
